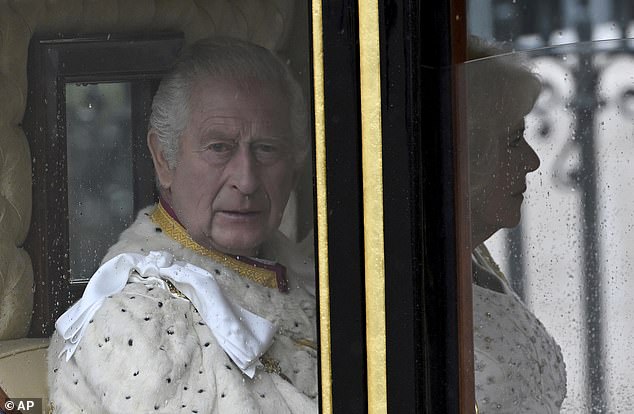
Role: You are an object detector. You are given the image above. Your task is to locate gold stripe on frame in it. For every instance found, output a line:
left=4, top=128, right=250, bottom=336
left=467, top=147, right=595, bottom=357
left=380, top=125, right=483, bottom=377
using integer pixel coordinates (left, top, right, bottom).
left=311, top=1, right=332, bottom=413
left=358, top=1, right=387, bottom=414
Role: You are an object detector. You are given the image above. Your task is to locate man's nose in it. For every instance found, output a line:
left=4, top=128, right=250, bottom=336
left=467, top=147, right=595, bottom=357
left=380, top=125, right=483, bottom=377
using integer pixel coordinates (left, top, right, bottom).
left=227, top=145, right=260, bottom=195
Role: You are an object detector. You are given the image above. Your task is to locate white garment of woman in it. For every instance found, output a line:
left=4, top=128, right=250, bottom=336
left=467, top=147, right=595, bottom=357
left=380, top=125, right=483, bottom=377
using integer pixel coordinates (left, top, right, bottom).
left=473, top=250, right=567, bottom=413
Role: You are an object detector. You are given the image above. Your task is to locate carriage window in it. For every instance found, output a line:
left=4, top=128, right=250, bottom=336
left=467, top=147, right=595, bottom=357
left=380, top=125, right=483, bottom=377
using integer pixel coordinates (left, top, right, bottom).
left=23, top=34, right=183, bottom=336
left=464, top=2, right=634, bottom=410
left=66, top=82, right=134, bottom=281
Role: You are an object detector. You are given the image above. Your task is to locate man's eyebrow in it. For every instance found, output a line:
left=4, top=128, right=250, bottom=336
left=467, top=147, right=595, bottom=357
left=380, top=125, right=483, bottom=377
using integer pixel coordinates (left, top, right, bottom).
left=253, top=135, right=289, bottom=141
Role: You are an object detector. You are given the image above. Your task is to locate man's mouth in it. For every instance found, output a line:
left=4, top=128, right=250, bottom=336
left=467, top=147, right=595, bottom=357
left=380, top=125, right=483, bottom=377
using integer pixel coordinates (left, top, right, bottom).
left=217, top=210, right=262, bottom=218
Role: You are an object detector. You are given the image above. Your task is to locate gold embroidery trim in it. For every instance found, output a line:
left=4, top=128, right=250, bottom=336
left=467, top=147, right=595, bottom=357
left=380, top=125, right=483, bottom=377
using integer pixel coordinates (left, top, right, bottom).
left=474, top=243, right=508, bottom=284
left=293, top=337, right=318, bottom=350
left=165, top=279, right=188, bottom=299
left=260, top=355, right=292, bottom=384
left=151, top=203, right=277, bottom=289
left=260, top=355, right=282, bottom=374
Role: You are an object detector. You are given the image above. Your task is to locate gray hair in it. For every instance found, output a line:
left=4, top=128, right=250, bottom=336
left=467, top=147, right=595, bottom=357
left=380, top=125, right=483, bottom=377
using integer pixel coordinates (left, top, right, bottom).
left=465, top=37, right=542, bottom=191
left=149, top=37, right=309, bottom=169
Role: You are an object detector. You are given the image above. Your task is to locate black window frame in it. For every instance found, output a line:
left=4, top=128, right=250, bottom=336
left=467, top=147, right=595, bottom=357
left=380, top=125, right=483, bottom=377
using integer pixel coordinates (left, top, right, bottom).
left=319, top=0, right=472, bottom=412
left=23, top=32, right=183, bottom=337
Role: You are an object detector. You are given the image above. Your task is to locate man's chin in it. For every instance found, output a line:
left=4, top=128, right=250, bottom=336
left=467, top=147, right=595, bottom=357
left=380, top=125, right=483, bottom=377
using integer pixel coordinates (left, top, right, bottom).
left=208, top=232, right=267, bottom=257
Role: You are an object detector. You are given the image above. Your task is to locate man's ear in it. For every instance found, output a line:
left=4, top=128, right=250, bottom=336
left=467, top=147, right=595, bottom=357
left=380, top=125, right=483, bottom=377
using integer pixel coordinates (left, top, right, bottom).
left=147, top=130, right=174, bottom=190
left=291, top=155, right=308, bottom=189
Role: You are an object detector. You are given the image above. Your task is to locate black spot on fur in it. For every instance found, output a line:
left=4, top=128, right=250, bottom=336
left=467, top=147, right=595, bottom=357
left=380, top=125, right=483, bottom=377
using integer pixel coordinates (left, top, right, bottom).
left=125, top=396, right=131, bottom=400
left=204, top=342, right=210, bottom=347
left=155, top=227, right=162, bottom=232
left=158, top=301, right=163, bottom=308
left=166, top=378, right=171, bottom=383
left=104, top=337, right=110, bottom=342
left=133, top=371, right=139, bottom=376
left=166, top=328, right=174, bottom=335
left=128, top=339, right=133, bottom=346
left=214, top=269, right=220, bottom=275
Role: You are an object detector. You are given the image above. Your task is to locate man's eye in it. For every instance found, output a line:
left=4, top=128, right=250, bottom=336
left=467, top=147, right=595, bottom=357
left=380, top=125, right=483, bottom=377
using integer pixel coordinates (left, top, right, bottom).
left=206, top=142, right=235, bottom=153
left=253, top=141, right=287, bottom=163
left=255, top=143, right=280, bottom=153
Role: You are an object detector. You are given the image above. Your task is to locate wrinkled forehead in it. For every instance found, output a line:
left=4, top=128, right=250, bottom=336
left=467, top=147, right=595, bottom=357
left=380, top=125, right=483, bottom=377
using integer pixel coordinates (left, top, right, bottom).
left=188, top=76, right=292, bottom=134
left=191, top=74, right=290, bottom=105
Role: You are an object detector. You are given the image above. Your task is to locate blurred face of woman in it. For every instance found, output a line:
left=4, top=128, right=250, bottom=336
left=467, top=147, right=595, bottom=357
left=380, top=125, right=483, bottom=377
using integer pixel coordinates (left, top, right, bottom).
left=153, top=76, right=297, bottom=256
left=470, top=121, right=540, bottom=246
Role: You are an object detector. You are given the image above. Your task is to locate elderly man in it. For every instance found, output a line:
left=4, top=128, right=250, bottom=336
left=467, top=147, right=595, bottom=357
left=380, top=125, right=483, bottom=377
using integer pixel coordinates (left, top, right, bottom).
left=48, top=38, right=317, bottom=413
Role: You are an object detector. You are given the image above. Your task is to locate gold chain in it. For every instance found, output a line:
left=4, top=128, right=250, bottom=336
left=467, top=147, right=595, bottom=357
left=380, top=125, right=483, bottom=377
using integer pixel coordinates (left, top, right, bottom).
left=151, top=203, right=278, bottom=289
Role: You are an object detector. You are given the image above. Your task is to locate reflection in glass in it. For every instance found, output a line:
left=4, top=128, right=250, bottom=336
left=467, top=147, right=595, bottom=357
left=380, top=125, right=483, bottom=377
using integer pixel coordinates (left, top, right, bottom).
left=473, top=40, right=634, bottom=412
left=465, top=43, right=567, bottom=413
left=66, top=83, right=134, bottom=281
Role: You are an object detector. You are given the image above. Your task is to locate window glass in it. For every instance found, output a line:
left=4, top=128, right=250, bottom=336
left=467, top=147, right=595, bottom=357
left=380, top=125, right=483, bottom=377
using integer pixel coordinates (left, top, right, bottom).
left=466, top=3, right=634, bottom=411
left=463, top=39, right=634, bottom=412
left=468, top=0, right=632, bottom=49
left=66, top=82, right=134, bottom=281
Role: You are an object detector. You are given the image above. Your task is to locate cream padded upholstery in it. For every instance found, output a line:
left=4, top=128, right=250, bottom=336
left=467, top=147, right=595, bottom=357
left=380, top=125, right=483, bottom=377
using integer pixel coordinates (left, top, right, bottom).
left=0, top=338, right=49, bottom=404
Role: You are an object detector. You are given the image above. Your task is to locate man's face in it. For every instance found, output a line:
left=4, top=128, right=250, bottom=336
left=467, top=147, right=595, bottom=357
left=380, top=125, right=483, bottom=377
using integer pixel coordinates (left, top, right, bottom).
left=155, top=76, right=296, bottom=256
